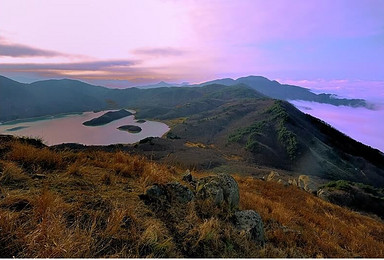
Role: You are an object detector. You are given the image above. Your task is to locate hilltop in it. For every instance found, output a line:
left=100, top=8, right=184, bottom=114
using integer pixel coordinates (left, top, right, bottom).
left=0, top=136, right=383, bottom=258
left=60, top=92, right=384, bottom=189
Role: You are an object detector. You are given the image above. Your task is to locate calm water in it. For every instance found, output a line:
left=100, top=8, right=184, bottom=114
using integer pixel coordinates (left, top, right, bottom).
left=0, top=110, right=170, bottom=146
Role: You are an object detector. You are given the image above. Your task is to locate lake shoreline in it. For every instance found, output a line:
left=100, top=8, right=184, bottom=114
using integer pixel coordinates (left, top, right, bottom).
left=0, top=109, right=170, bottom=146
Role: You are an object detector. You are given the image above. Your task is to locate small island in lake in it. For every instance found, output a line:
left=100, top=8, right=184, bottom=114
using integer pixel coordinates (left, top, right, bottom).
left=6, top=126, right=29, bottom=132
left=83, top=109, right=132, bottom=126
left=117, top=125, right=142, bottom=133
left=136, top=119, right=146, bottom=123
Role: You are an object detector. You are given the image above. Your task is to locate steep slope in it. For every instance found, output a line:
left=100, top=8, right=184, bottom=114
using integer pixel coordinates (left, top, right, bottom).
left=155, top=98, right=384, bottom=187
left=0, top=76, right=36, bottom=121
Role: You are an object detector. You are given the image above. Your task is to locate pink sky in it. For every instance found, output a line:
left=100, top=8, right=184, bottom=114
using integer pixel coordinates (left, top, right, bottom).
left=1, top=0, right=384, bottom=151
left=1, top=0, right=383, bottom=90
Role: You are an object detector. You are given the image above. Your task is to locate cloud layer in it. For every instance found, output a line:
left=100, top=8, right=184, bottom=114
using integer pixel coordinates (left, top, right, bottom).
left=133, top=47, right=186, bottom=57
left=0, top=38, right=63, bottom=57
left=291, top=100, right=384, bottom=152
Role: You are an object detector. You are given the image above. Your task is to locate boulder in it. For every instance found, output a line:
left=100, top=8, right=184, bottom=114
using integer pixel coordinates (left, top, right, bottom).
left=317, top=188, right=331, bottom=200
left=182, top=169, right=196, bottom=187
left=165, top=182, right=195, bottom=203
left=277, top=178, right=289, bottom=187
left=196, top=178, right=224, bottom=206
left=288, top=178, right=298, bottom=186
left=217, top=172, right=240, bottom=209
left=140, top=182, right=194, bottom=205
left=139, top=184, right=167, bottom=204
left=232, top=210, right=264, bottom=244
left=297, top=175, right=317, bottom=193
left=196, top=172, right=239, bottom=209
left=266, top=171, right=279, bottom=181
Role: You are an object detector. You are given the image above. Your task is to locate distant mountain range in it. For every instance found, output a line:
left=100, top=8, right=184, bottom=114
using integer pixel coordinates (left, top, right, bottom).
left=0, top=75, right=369, bottom=122
left=197, top=76, right=368, bottom=107
left=1, top=74, right=384, bottom=188
left=136, top=81, right=189, bottom=89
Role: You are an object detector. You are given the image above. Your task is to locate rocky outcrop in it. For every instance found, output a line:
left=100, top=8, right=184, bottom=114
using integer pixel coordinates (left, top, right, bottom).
left=297, top=175, right=318, bottom=193
left=166, top=182, right=195, bottom=203
left=232, top=210, right=264, bottom=244
left=196, top=172, right=240, bottom=209
left=266, top=172, right=318, bottom=193
left=140, top=182, right=194, bottom=205
left=140, top=172, right=264, bottom=244
left=142, top=172, right=240, bottom=209
left=266, top=171, right=289, bottom=187
left=266, top=171, right=280, bottom=182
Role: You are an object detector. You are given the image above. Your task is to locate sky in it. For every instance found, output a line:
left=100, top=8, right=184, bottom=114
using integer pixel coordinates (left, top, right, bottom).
left=1, top=0, right=384, bottom=151
left=0, top=0, right=383, bottom=91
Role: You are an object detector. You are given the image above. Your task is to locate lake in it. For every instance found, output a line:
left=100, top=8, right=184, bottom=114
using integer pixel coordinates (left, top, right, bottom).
left=0, top=110, right=170, bottom=146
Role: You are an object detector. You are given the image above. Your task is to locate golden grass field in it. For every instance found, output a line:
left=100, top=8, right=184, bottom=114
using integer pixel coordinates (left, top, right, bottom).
left=0, top=137, right=383, bottom=257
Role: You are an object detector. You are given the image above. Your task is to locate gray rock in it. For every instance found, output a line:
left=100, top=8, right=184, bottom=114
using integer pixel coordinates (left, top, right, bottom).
left=232, top=210, right=264, bottom=244
left=196, top=173, right=239, bottom=209
left=217, top=172, right=239, bottom=209
left=166, top=182, right=195, bottom=203
left=277, top=178, right=289, bottom=187
left=288, top=178, right=298, bottom=186
left=182, top=169, right=196, bottom=186
left=317, top=188, right=330, bottom=200
left=140, top=182, right=194, bottom=205
left=266, top=171, right=279, bottom=182
left=297, top=175, right=318, bottom=193
left=140, top=184, right=167, bottom=204
left=196, top=178, right=224, bottom=206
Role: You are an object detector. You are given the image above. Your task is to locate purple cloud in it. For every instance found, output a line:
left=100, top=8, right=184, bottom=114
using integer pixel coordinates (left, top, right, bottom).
left=0, top=60, right=138, bottom=71
left=0, top=38, right=63, bottom=57
left=0, top=59, right=174, bottom=84
left=133, top=47, right=185, bottom=57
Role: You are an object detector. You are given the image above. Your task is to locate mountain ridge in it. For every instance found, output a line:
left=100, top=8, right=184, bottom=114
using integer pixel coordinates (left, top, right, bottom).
left=199, top=75, right=368, bottom=107
left=0, top=75, right=370, bottom=123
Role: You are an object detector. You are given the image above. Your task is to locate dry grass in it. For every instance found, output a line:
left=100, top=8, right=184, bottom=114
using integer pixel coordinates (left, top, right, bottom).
left=184, top=141, right=215, bottom=149
left=235, top=176, right=384, bottom=257
left=0, top=162, right=32, bottom=189
left=0, top=138, right=181, bottom=257
left=6, top=141, right=65, bottom=171
left=163, top=117, right=188, bottom=128
left=0, top=137, right=383, bottom=257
